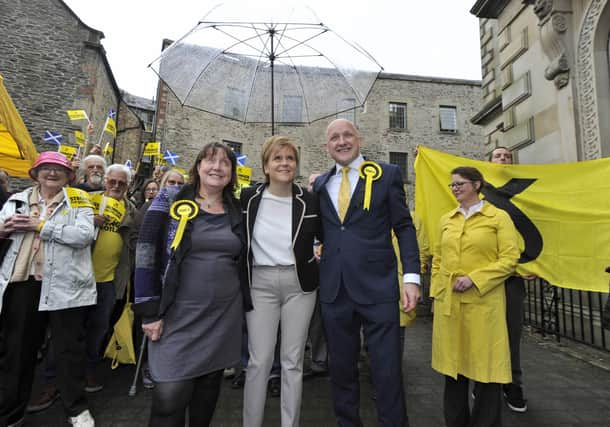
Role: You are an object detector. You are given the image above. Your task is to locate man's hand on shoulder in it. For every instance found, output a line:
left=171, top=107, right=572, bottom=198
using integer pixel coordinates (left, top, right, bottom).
left=402, top=283, right=420, bottom=313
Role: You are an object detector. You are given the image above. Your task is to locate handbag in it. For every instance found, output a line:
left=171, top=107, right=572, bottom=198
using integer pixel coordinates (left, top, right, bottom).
left=104, top=280, right=136, bottom=368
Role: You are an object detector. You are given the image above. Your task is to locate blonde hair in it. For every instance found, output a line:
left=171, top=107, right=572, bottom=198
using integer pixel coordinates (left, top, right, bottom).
left=260, top=135, right=299, bottom=182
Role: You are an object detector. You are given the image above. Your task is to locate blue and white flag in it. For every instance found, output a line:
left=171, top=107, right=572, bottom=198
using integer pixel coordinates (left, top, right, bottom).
left=108, top=108, right=117, bottom=120
left=43, top=131, right=63, bottom=145
left=163, top=150, right=180, bottom=165
left=125, top=159, right=133, bottom=169
left=236, top=153, right=247, bottom=166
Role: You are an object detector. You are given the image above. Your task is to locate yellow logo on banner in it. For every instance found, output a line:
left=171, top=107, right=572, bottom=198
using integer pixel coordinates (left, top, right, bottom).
left=237, top=166, right=252, bottom=186
left=66, top=110, right=89, bottom=121
left=104, top=117, right=116, bottom=137
left=74, top=131, right=85, bottom=147
left=143, top=142, right=160, bottom=157
left=65, top=188, right=94, bottom=209
left=58, top=145, right=77, bottom=160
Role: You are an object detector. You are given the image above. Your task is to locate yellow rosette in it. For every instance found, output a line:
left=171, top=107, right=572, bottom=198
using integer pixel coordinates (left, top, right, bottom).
left=358, top=161, right=382, bottom=211
left=169, top=200, right=199, bottom=250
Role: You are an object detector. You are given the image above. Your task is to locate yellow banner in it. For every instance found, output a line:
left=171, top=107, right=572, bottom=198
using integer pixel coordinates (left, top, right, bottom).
left=91, top=194, right=125, bottom=222
left=74, top=130, right=85, bottom=147
left=237, top=165, right=252, bottom=186
left=104, top=117, right=116, bottom=137
left=58, top=145, right=77, bottom=160
left=414, top=146, right=610, bottom=293
left=103, top=143, right=113, bottom=156
left=66, top=110, right=88, bottom=122
left=65, top=188, right=94, bottom=209
left=143, top=142, right=160, bottom=157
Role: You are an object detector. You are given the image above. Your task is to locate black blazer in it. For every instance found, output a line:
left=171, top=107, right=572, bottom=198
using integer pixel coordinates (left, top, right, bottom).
left=240, top=183, right=321, bottom=292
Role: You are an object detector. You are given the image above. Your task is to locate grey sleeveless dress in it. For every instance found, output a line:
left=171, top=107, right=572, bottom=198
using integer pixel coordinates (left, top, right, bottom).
left=149, top=211, right=243, bottom=382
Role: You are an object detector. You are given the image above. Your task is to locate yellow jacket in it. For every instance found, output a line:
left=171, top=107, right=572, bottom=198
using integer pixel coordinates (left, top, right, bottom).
left=430, top=201, right=519, bottom=383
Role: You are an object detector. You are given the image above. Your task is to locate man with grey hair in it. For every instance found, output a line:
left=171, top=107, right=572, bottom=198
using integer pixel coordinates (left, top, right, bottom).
left=76, top=155, right=107, bottom=192
left=84, top=164, right=137, bottom=391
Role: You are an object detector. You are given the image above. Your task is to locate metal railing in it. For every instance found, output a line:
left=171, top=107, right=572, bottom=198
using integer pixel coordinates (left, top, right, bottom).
left=524, top=278, right=609, bottom=351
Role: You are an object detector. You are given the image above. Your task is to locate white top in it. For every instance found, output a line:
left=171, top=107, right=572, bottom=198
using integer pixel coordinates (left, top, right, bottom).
left=458, top=199, right=484, bottom=219
left=325, top=155, right=420, bottom=285
left=252, top=190, right=295, bottom=266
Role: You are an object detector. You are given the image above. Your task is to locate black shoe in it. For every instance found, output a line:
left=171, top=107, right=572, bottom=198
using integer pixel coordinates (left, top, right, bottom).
left=268, top=377, right=280, bottom=398
left=503, top=384, right=528, bottom=413
left=303, top=366, right=329, bottom=380
left=231, top=370, right=246, bottom=389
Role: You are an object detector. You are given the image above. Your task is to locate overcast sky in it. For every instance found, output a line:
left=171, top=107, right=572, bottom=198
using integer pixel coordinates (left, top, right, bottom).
left=63, top=0, right=482, bottom=100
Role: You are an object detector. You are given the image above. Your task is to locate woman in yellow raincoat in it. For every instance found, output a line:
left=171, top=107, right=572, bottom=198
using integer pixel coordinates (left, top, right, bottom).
left=430, top=166, right=519, bottom=427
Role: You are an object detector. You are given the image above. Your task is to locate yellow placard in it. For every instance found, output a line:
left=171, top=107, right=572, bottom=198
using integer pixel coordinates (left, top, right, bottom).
left=237, top=165, right=252, bottom=186
left=91, top=193, right=125, bottom=222
left=104, top=117, right=116, bottom=137
left=143, top=142, right=160, bottom=156
left=74, top=131, right=85, bottom=147
left=102, top=143, right=113, bottom=156
left=66, top=110, right=89, bottom=122
left=58, top=145, right=77, bottom=161
left=65, top=188, right=94, bottom=209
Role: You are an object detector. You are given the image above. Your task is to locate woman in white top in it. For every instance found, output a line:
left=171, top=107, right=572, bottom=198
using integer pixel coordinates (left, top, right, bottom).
left=240, top=136, right=320, bottom=427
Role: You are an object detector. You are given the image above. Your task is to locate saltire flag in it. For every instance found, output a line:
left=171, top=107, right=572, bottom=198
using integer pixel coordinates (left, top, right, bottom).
left=143, top=142, right=160, bottom=157
left=125, top=160, right=133, bottom=169
left=414, top=146, right=610, bottom=293
left=44, top=131, right=62, bottom=145
left=66, top=110, right=89, bottom=122
left=163, top=150, right=179, bottom=165
left=104, top=109, right=116, bottom=137
left=236, top=154, right=247, bottom=166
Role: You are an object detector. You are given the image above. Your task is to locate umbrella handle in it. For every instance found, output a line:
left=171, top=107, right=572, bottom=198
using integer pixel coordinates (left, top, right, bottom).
left=128, top=336, right=148, bottom=397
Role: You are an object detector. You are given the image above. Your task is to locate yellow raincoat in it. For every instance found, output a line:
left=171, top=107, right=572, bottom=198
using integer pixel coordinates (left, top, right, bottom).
left=430, top=201, right=519, bottom=383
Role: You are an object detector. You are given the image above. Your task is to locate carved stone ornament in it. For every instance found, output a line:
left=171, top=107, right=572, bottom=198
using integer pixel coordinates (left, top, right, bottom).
left=534, top=0, right=553, bottom=20
left=576, top=0, right=608, bottom=160
left=536, top=0, right=573, bottom=89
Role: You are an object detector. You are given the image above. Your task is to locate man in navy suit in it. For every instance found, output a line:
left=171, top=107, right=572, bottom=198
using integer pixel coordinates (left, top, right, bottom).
left=313, top=119, right=421, bottom=426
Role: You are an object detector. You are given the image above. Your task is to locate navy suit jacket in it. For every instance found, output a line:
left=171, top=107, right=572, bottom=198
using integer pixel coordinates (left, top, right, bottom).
left=313, top=161, right=420, bottom=305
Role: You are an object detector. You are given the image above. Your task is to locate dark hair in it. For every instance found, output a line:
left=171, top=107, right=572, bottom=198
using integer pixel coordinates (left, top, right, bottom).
left=488, top=146, right=512, bottom=161
left=140, top=179, right=159, bottom=200
left=451, top=166, right=484, bottom=194
left=189, top=142, right=237, bottom=202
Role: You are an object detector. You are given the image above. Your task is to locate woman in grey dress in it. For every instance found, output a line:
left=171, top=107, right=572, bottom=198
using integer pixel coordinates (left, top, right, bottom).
left=135, top=142, right=251, bottom=427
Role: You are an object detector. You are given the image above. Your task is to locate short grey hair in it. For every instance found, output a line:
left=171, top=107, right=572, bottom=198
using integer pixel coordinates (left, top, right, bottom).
left=82, top=155, right=107, bottom=171
left=105, top=164, right=133, bottom=184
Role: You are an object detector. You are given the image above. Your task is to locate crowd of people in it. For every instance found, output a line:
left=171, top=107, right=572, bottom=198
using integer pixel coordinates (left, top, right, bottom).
left=0, top=118, right=563, bottom=427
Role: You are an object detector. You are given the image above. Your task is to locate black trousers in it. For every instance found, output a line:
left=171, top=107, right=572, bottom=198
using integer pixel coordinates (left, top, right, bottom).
left=149, top=370, right=223, bottom=427
left=0, top=279, right=89, bottom=425
left=505, top=276, right=525, bottom=386
left=444, top=375, right=502, bottom=427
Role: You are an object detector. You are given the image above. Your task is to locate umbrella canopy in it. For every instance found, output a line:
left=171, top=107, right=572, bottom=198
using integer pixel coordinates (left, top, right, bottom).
left=150, top=5, right=382, bottom=134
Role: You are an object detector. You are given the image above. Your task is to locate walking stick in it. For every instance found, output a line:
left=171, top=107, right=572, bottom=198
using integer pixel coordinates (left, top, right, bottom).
left=128, top=336, right=148, bottom=397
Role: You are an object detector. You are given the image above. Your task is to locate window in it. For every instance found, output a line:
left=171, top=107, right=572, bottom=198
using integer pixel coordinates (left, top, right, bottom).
left=337, top=98, right=356, bottom=123
left=223, top=140, right=242, bottom=155
left=389, top=102, right=407, bottom=129
left=389, top=152, right=408, bottom=183
left=439, top=106, right=458, bottom=132
left=282, top=95, right=303, bottom=123
left=224, top=87, right=245, bottom=119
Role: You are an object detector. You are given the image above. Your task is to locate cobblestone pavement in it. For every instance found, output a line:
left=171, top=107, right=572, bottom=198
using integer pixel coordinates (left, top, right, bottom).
left=26, top=317, right=610, bottom=426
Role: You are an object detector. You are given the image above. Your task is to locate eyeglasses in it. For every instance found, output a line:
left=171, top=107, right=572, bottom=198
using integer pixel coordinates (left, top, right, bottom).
left=166, top=180, right=184, bottom=186
left=106, top=179, right=127, bottom=188
left=448, top=181, right=472, bottom=189
left=38, top=165, right=68, bottom=174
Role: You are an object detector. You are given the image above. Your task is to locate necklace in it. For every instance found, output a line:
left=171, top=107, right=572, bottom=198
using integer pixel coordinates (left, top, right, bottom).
left=196, top=194, right=221, bottom=209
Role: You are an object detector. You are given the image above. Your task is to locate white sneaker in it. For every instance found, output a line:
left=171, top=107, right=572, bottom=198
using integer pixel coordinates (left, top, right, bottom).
left=68, top=409, right=95, bottom=427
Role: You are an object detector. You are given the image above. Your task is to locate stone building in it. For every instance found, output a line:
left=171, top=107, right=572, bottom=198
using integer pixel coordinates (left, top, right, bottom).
left=470, top=0, right=610, bottom=163
left=153, top=64, right=484, bottom=197
left=0, top=0, right=145, bottom=168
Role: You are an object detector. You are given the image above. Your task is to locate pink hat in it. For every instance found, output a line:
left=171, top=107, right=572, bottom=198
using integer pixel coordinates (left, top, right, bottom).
left=29, top=151, right=74, bottom=180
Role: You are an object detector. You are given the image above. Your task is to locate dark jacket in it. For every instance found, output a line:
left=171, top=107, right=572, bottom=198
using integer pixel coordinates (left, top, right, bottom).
left=240, top=183, right=321, bottom=292
left=134, top=183, right=251, bottom=320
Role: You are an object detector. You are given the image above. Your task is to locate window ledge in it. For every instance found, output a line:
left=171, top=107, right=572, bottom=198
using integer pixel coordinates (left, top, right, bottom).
left=387, top=128, right=408, bottom=132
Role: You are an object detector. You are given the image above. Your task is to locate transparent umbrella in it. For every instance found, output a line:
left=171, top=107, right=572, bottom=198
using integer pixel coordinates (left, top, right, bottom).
left=149, top=3, right=383, bottom=134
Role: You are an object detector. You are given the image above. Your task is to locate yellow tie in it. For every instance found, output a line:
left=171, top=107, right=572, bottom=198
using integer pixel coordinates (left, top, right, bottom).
left=338, top=167, right=351, bottom=222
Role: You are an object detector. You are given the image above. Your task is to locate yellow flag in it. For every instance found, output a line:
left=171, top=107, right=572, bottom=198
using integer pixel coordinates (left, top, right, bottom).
left=74, top=131, right=86, bottom=147
left=66, top=110, right=89, bottom=122
left=58, top=145, right=77, bottom=160
left=237, top=165, right=252, bottom=186
left=143, top=142, right=160, bottom=156
left=104, top=117, right=116, bottom=137
left=414, top=146, right=610, bottom=293
left=64, top=188, right=94, bottom=209
left=103, top=142, right=113, bottom=156
left=102, top=197, right=126, bottom=223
